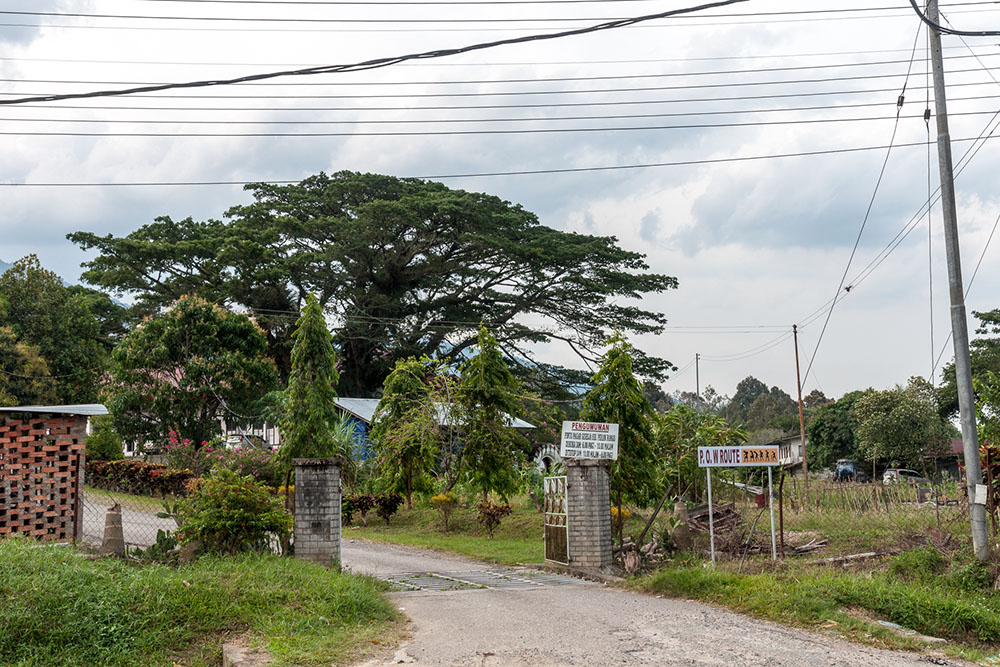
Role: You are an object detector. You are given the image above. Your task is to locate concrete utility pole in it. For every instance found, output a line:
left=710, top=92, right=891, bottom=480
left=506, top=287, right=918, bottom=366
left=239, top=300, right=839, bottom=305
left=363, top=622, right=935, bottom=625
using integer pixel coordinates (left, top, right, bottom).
left=695, top=353, right=700, bottom=402
left=926, top=0, right=989, bottom=560
left=793, top=325, right=808, bottom=494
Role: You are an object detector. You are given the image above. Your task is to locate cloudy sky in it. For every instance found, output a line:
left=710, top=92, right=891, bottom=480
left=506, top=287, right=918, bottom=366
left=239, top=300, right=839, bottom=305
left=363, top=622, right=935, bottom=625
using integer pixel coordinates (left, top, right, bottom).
left=3, top=0, right=1000, bottom=402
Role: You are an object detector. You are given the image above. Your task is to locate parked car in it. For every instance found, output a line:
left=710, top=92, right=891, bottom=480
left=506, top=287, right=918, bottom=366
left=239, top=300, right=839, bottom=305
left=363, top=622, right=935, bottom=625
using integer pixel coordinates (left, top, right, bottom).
left=882, top=468, right=930, bottom=486
left=834, top=459, right=868, bottom=482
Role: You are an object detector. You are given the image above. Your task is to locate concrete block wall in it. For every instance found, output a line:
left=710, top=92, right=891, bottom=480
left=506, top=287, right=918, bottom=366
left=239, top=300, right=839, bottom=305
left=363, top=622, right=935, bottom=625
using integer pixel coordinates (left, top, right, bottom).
left=0, top=415, right=86, bottom=541
left=293, top=458, right=341, bottom=568
left=565, top=458, right=612, bottom=569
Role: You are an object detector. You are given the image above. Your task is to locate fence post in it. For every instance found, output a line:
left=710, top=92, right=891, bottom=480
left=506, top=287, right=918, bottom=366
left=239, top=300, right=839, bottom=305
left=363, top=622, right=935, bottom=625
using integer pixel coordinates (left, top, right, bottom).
left=292, top=458, right=341, bottom=568
left=74, top=451, right=86, bottom=544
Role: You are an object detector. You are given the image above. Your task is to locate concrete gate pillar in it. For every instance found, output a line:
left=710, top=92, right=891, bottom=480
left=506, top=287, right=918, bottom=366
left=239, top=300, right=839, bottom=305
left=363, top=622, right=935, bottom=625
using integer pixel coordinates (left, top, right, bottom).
left=293, top=458, right=341, bottom=568
left=565, top=458, right=613, bottom=570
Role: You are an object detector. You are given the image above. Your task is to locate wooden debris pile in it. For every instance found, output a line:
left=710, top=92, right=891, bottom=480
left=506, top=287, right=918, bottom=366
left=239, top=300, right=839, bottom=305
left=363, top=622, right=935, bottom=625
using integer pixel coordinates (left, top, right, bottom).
left=613, top=535, right=667, bottom=574
left=686, top=503, right=741, bottom=534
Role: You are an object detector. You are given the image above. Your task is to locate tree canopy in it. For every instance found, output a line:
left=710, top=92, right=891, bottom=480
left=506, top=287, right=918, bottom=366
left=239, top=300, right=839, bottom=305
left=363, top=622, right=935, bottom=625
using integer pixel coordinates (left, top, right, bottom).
left=280, top=294, right=342, bottom=462
left=937, top=308, right=1000, bottom=420
left=854, top=377, right=950, bottom=473
left=105, top=295, right=278, bottom=446
left=0, top=255, right=109, bottom=404
left=580, top=333, right=658, bottom=514
left=805, top=390, right=864, bottom=471
left=69, top=171, right=677, bottom=395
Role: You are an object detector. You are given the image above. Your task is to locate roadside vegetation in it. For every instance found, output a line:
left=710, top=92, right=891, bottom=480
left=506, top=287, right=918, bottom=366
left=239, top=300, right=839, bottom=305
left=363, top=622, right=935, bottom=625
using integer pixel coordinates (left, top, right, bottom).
left=632, top=549, right=998, bottom=664
left=0, top=539, right=401, bottom=667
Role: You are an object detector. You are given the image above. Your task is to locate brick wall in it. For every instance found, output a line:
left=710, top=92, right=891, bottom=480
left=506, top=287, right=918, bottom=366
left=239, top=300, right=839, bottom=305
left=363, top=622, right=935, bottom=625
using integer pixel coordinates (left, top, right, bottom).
left=566, top=458, right=612, bottom=570
left=293, top=458, right=341, bottom=568
left=0, top=415, right=86, bottom=541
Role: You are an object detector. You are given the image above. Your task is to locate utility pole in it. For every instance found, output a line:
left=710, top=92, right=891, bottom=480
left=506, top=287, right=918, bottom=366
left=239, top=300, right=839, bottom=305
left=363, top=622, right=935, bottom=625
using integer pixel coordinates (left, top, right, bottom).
left=695, top=353, right=700, bottom=401
left=927, top=0, right=989, bottom=560
left=793, top=325, right=808, bottom=495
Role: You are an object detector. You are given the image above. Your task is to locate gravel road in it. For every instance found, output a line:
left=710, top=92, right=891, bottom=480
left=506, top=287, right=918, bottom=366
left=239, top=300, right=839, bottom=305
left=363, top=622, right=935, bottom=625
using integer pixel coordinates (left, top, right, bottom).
left=343, top=539, right=968, bottom=667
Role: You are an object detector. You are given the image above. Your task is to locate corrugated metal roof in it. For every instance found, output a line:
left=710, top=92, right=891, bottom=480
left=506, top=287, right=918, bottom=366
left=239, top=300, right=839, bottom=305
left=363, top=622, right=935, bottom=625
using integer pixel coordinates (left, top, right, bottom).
left=0, top=404, right=109, bottom=416
left=332, top=397, right=534, bottom=429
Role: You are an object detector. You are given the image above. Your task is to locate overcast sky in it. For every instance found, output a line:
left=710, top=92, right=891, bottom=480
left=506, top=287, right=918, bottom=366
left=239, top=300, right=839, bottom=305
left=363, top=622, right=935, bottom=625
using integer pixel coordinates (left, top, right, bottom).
left=3, top=0, right=1000, bottom=402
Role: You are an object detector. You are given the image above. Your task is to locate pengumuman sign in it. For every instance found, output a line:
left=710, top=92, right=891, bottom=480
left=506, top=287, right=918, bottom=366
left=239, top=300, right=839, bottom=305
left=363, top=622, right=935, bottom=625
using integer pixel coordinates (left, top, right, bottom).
left=697, top=445, right=780, bottom=565
left=560, top=421, right=619, bottom=460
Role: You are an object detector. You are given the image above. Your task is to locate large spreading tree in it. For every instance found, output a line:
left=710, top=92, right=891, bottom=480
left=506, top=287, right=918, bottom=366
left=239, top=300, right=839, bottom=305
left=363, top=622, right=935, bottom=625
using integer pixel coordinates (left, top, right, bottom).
left=69, top=171, right=677, bottom=395
left=937, top=308, right=1000, bottom=420
left=0, top=255, right=111, bottom=404
left=105, top=295, right=278, bottom=446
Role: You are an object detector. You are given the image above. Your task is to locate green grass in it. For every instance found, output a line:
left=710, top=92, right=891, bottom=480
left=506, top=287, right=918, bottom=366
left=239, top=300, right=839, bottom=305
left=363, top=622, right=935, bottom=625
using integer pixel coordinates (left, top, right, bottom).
left=84, top=485, right=177, bottom=514
left=347, top=497, right=546, bottom=565
left=0, top=539, right=403, bottom=667
left=631, top=551, right=999, bottom=663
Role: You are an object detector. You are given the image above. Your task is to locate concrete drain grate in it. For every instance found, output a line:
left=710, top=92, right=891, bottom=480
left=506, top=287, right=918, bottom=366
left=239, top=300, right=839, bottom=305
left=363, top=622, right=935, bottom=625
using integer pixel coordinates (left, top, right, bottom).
left=381, top=568, right=585, bottom=592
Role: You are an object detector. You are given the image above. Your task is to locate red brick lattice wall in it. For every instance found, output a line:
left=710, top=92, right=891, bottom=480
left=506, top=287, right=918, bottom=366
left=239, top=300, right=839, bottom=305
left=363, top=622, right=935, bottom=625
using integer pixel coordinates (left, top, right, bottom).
left=0, top=416, right=86, bottom=540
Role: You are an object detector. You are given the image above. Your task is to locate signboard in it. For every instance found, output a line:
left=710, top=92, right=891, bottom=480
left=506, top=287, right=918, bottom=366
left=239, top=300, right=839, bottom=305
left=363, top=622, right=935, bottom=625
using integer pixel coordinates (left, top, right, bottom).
left=560, top=421, right=619, bottom=460
left=697, top=445, right=779, bottom=468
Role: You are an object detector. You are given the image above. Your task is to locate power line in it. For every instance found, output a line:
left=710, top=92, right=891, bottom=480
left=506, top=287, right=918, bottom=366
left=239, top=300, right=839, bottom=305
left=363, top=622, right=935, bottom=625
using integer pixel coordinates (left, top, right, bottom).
left=7, top=135, right=1000, bottom=186
left=908, top=0, right=1000, bottom=36
left=801, top=24, right=924, bottom=386
left=4, top=109, right=998, bottom=136
left=0, top=0, right=752, bottom=106
left=12, top=53, right=997, bottom=88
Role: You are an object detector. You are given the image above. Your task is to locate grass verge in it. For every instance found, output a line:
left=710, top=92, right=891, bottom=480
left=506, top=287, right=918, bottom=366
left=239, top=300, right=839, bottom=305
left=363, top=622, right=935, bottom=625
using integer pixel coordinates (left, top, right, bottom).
left=0, top=539, right=403, bottom=667
left=347, top=499, right=546, bottom=565
left=631, top=549, right=998, bottom=664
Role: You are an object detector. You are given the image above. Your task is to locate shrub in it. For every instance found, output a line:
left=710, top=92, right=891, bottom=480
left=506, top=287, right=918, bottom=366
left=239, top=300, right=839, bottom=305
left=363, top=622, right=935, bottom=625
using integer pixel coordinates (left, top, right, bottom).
left=86, top=459, right=197, bottom=497
left=353, top=494, right=377, bottom=526
left=949, top=559, right=993, bottom=592
left=429, top=492, right=458, bottom=531
left=163, top=432, right=215, bottom=477
left=341, top=495, right=356, bottom=526
left=375, top=493, right=404, bottom=526
left=888, top=547, right=944, bottom=580
left=85, top=415, right=124, bottom=461
left=212, top=445, right=284, bottom=489
left=476, top=500, right=513, bottom=538
left=610, top=505, right=631, bottom=538
left=176, top=468, right=293, bottom=555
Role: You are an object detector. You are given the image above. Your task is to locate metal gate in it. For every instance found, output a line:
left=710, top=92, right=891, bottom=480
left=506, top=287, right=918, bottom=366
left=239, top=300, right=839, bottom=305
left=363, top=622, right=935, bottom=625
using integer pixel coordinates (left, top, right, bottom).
left=543, top=475, right=568, bottom=564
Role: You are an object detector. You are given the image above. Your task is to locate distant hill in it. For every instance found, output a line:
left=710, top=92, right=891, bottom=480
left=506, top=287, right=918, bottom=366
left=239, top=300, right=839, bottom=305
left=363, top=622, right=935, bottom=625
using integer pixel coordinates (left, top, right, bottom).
left=0, top=260, right=11, bottom=274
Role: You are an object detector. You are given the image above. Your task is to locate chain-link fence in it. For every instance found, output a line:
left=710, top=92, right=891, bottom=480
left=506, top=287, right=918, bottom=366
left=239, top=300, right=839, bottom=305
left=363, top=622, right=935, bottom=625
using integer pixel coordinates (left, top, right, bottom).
left=80, top=487, right=177, bottom=551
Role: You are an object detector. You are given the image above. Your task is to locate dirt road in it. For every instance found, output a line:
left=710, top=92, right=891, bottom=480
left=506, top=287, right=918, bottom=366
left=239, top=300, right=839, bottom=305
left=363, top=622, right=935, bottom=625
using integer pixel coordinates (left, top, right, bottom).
left=343, top=539, right=966, bottom=667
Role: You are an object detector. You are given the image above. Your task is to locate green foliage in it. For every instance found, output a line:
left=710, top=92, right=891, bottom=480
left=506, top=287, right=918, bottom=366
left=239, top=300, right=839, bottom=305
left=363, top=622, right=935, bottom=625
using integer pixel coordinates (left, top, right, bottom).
left=948, top=558, right=993, bottom=593
left=653, top=405, right=746, bottom=501
left=888, top=547, right=944, bottom=580
left=581, top=333, right=658, bottom=509
left=0, top=540, right=399, bottom=667
left=280, top=293, right=343, bottom=464
left=476, top=500, right=514, bottom=538
left=805, top=390, right=865, bottom=471
left=372, top=356, right=446, bottom=507
left=938, top=308, right=1000, bottom=419
left=855, top=377, right=950, bottom=471
left=457, top=325, right=526, bottom=500
left=133, top=529, right=179, bottom=564
left=86, top=459, right=197, bottom=497
left=0, top=255, right=110, bottom=404
left=105, top=294, right=278, bottom=446
left=176, top=468, right=292, bottom=555
left=85, top=415, right=124, bottom=461
left=69, top=171, right=678, bottom=394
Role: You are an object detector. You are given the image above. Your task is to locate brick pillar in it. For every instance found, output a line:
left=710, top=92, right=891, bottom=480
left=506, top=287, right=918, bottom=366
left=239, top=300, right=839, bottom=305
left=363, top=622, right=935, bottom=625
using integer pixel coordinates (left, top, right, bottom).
left=565, top=458, right=612, bottom=570
left=293, top=458, right=341, bottom=568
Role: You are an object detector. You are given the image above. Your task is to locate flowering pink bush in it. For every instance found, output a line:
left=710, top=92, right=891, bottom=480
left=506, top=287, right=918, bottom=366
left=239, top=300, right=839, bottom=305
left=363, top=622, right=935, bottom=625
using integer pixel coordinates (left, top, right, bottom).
left=163, top=432, right=284, bottom=488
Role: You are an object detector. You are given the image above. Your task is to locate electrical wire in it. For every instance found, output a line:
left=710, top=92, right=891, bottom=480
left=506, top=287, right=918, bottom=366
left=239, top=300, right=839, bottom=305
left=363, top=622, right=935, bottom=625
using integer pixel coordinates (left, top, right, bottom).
left=909, top=0, right=1000, bottom=36
left=0, top=0, right=751, bottom=106
left=801, top=25, right=923, bottom=386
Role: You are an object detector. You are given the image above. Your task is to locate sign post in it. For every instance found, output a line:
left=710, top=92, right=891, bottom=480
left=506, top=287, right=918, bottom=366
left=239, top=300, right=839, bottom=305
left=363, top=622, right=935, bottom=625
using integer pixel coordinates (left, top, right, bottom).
left=697, top=444, right=780, bottom=563
left=560, top=421, right=619, bottom=461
